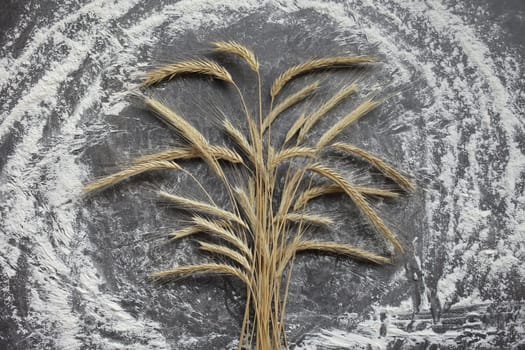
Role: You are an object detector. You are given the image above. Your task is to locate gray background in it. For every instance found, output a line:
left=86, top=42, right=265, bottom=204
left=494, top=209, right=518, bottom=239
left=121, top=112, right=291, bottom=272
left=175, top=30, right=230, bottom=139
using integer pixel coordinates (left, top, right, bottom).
left=0, top=0, right=524, bottom=349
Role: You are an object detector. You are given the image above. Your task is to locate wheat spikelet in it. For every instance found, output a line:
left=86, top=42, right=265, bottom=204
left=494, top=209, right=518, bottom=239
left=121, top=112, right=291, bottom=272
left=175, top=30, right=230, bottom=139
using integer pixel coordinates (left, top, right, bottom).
left=297, top=83, right=358, bottom=142
left=284, top=213, right=333, bottom=226
left=270, top=56, right=377, bottom=98
left=83, top=161, right=181, bottom=193
left=150, top=263, right=250, bottom=285
left=134, top=145, right=243, bottom=164
left=270, top=146, right=316, bottom=169
left=263, top=81, right=319, bottom=131
left=212, top=40, right=259, bottom=72
left=143, top=59, right=233, bottom=86
left=307, top=163, right=403, bottom=253
left=199, top=241, right=251, bottom=271
left=159, top=191, right=248, bottom=228
left=294, top=240, right=391, bottom=264
left=316, top=99, right=380, bottom=149
left=333, top=143, right=416, bottom=192
left=192, top=216, right=252, bottom=259
left=293, top=184, right=399, bottom=210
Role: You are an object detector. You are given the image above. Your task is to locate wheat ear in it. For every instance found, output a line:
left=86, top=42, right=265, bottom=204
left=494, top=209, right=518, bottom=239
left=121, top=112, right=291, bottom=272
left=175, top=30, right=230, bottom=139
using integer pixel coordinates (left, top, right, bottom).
left=271, top=56, right=376, bottom=98
left=269, top=146, right=316, bottom=170
left=134, top=145, right=243, bottom=164
left=144, top=97, right=228, bottom=181
left=284, top=213, right=333, bottom=226
left=192, top=216, right=252, bottom=259
left=212, top=41, right=259, bottom=72
left=169, top=225, right=202, bottom=240
left=151, top=263, right=250, bottom=285
left=297, top=83, right=358, bottom=142
left=143, top=59, right=233, bottom=86
left=223, top=119, right=254, bottom=157
left=316, top=99, right=380, bottom=149
left=284, top=113, right=307, bottom=144
left=263, top=81, right=319, bottom=132
left=307, top=163, right=403, bottom=253
left=234, top=187, right=257, bottom=229
left=333, top=143, right=416, bottom=192
left=159, top=191, right=248, bottom=228
left=83, top=161, right=181, bottom=193
left=198, top=241, right=251, bottom=271
left=293, top=184, right=399, bottom=210
left=293, top=240, right=391, bottom=264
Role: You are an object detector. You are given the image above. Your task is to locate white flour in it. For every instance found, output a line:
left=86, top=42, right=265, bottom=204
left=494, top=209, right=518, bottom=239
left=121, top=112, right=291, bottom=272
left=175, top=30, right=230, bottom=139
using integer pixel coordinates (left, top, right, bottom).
left=0, top=0, right=523, bottom=348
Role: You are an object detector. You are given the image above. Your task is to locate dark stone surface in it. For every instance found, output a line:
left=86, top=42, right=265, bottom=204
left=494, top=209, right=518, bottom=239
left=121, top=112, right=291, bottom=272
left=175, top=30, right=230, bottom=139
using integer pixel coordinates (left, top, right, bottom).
left=0, top=1, right=524, bottom=349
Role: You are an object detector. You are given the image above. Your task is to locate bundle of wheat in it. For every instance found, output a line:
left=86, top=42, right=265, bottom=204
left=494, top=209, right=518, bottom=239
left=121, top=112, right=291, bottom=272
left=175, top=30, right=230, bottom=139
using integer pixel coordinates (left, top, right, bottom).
left=84, top=40, right=414, bottom=350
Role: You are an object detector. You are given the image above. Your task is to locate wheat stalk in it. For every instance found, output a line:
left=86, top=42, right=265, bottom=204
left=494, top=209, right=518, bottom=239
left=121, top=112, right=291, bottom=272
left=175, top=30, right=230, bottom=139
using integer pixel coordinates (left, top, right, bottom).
left=271, top=56, right=377, bottom=98
left=143, top=59, right=233, bottom=86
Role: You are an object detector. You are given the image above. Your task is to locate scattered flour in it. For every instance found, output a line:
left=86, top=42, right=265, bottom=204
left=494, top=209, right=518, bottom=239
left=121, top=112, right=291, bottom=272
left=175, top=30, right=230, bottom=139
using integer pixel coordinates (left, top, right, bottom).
left=0, top=0, right=523, bottom=348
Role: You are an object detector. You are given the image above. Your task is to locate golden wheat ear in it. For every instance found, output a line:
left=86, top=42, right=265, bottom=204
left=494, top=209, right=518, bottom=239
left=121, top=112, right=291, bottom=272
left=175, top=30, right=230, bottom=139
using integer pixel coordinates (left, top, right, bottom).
left=297, top=83, right=358, bottom=143
left=159, top=191, right=248, bottom=228
left=333, top=143, right=416, bottom=192
left=211, top=41, right=259, bottom=72
left=198, top=241, right=251, bottom=271
left=284, top=213, right=334, bottom=226
left=269, top=146, right=316, bottom=170
left=150, top=263, right=251, bottom=285
left=134, top=145, right=243, bottom=164
left=143, top=97, right=228, bottom=180
left=83, top=161, right=181, bottom=193
left=293, top=240, right=391, bottom=264
left=307, top=163, right=404, bottom=253
left=270, top=56, right=377, bottom=98
left=263, top=81, right=319, bottom=132
left=142, top=59, right=233, bottom=86
left=293, top=184, right=400, bottom=211
left=316, top=99, right=380, bottom=149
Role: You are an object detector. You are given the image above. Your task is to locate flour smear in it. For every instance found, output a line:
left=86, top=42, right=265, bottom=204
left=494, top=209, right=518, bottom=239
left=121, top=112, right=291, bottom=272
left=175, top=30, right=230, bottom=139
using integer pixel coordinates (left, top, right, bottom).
left=0, top=0, right=523, bottom=349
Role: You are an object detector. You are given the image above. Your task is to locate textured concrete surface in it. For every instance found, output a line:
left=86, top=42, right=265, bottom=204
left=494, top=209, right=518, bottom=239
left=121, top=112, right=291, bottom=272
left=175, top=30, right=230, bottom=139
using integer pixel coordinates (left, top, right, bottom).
left=0, top=1, right=524, bottom=349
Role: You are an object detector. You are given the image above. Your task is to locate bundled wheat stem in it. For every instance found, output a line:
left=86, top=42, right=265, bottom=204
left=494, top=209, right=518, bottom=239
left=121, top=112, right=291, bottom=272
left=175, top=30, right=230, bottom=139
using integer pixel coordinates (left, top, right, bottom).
left=85, top=41, right=414, bottom=350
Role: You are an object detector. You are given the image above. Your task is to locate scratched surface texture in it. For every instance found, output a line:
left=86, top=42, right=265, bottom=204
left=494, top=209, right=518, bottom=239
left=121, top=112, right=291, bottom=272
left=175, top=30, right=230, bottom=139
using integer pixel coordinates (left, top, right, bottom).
left=0, top=0, right=524, bottom=349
